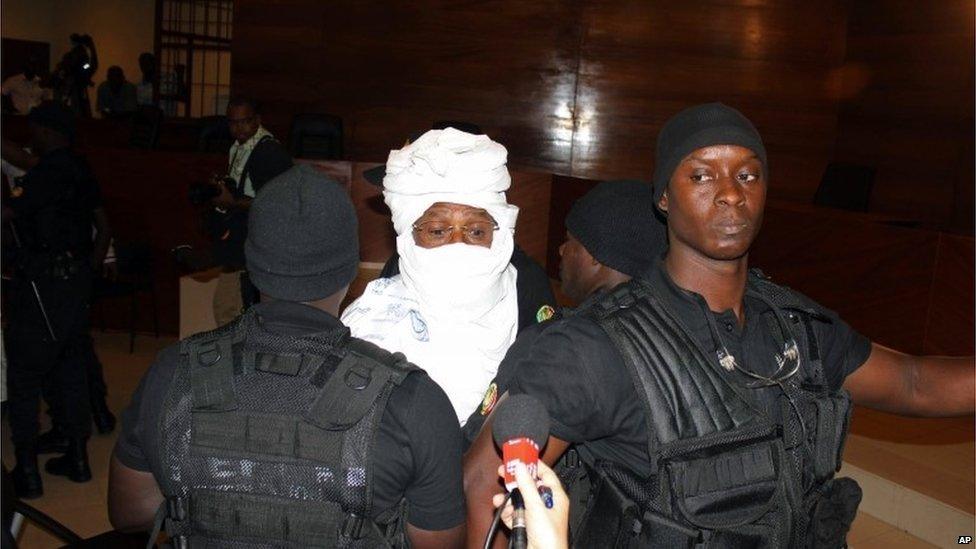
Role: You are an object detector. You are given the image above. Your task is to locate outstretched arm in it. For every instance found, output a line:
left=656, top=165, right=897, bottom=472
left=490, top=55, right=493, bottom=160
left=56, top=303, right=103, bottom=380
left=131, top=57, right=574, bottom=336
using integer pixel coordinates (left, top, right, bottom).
left=843, top=343, right=975, bottom=417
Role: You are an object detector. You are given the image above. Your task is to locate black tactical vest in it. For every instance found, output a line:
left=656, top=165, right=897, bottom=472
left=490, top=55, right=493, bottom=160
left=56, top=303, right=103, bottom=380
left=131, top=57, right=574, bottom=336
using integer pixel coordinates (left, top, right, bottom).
left=151, top=308, right=418, bottom=548
left=564, top=270, right=861, bottom=549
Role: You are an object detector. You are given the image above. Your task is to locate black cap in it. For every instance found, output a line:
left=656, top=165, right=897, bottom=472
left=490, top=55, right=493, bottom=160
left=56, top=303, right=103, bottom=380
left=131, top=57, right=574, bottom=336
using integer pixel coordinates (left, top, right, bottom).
left=565, top=180, right=666, bottom=277
left=246, top=164, right=359, bottom=302
left=652, top=102, right=767, bottom=208
left=27, top=101, right=75, bottom=139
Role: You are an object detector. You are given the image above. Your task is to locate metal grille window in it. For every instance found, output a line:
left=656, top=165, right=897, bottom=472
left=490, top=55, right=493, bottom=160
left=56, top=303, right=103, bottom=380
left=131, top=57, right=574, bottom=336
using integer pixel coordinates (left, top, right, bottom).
left=155, top=0, right=232, bottom=118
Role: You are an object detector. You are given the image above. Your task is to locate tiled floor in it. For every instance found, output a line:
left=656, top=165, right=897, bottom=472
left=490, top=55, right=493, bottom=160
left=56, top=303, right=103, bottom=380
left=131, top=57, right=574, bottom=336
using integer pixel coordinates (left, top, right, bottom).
left=846, top=406, right=975, bottom=515
left=3, top=331, right=175, bottom=547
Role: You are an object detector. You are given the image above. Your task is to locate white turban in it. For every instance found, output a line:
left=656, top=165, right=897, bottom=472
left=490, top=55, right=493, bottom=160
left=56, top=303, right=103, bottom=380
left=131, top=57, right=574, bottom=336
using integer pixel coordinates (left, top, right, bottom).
left=382, top=128, right=519, bottom=235
left=347, top=128, right=521, bottom=423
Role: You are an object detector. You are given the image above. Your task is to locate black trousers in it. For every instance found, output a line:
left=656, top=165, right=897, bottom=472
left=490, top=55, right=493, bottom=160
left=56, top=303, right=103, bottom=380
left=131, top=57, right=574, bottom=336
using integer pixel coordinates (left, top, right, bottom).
left=5, top=271, right=93, bottom=449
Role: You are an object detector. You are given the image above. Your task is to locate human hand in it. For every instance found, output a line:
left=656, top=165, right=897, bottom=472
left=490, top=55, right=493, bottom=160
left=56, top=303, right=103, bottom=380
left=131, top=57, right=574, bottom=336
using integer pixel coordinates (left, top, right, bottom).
left=492, top=460, right=569, bottom=549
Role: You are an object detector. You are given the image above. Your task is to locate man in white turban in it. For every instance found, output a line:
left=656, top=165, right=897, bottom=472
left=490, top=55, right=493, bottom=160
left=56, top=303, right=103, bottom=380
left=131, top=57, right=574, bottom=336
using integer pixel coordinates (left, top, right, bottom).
left=343, top=128, right=551, bottom=425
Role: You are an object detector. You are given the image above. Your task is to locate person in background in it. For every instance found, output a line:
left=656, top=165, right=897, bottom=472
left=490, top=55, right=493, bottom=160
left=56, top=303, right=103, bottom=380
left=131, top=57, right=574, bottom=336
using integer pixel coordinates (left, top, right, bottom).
left=342, top=128, right=554, bottom=426
left=135, top=52, right=156, bottom=107
left=96, top=66, right=137, bottom=119
left=3, top=102, right=103, bottom=498
left=2, top=57, right=48, bottom=115
left=109, top=164, right=466, bottom=548
left=207, top=95, right=292, bottom=326
left=460, top=179, right=666, bottom=447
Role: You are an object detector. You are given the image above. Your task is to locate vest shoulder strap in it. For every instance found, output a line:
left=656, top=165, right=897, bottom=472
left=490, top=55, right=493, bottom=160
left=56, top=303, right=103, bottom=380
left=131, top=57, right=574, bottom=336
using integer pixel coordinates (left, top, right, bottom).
left=747, top=269, right=830, bottom=388
left=305, top=337, right=418, bottom=431
left=181, top=320, right=243, bottom=412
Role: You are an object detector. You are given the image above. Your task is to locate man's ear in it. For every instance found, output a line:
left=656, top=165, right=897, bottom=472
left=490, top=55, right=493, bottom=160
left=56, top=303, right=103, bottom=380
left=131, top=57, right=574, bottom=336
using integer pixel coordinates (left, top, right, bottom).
left=657, top=191, right=669, bottom=214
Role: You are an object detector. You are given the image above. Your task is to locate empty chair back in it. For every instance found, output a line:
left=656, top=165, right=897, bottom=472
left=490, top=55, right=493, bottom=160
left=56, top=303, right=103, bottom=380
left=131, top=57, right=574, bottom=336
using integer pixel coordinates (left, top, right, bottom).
left=432, top=120, right=483, bottom=135
left=197, top=115, right=234, bottom=153
left=814, top=162, right=876, bottom=212
left=288, top=113, right=343, bottom=159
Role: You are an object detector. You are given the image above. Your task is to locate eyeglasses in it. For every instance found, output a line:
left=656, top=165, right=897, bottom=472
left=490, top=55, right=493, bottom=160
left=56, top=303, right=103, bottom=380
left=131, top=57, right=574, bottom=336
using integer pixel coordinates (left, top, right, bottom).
left=412, top=220, right=499, bottom=246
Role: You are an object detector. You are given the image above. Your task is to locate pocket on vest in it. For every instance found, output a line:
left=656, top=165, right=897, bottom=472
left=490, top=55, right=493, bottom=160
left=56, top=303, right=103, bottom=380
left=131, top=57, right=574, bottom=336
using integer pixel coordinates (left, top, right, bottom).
left=664, top=427, right=792, bottom=538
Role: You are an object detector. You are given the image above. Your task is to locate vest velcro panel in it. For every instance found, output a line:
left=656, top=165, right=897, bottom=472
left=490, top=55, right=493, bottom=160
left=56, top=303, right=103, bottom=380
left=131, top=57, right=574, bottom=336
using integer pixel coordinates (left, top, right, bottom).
left=190, top=489, right=344, bottom=546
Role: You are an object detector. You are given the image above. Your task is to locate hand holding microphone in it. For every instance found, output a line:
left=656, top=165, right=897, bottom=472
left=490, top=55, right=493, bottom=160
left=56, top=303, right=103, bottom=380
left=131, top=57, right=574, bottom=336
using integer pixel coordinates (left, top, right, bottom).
left=488, top=394, right=569, bottom=549
left=492, top=460, right=569, bottom=549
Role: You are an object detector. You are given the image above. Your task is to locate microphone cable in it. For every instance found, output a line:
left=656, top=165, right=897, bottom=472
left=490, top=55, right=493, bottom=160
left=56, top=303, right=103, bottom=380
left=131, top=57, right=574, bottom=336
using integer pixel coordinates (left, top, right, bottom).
left=483, top=490, right=513, bottom=549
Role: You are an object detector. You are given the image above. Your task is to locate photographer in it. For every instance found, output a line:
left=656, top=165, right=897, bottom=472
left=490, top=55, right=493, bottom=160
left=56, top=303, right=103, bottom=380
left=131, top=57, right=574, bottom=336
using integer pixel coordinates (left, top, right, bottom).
left=51, top=34, right=98, bottom=118
left=207, top=96, right=292, bottom=326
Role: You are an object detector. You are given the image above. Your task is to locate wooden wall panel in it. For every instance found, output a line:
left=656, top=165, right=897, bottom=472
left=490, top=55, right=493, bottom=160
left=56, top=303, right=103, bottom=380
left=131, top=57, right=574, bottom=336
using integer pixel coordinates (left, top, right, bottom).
left=750, top=202, right=940, bottom=354
left=233, top=1, right=847, bottom=197
left=233, top=1, right=973, bottom=233
left=571, top=0, right=849, bottom=200
left=923, top=234, right=976, bottom=355
left=833, top=0, right=975, bottom=234
left=233, top=0, right=582, bottom=173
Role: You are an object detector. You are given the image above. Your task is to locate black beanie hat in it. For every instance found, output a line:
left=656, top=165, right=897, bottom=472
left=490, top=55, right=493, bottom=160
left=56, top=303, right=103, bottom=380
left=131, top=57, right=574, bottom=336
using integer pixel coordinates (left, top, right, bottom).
left=565, top=180, right=667, bottom=278
left=27, top=101, right=75, bottom=139
left=652, top=102, right=766, bottom=207
left=246, top=164, right=360, bottom=301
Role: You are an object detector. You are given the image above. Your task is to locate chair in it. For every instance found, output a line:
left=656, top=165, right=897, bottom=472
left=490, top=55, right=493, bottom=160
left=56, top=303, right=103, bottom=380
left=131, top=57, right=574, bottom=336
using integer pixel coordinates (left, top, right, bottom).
left=129, top=105, right=164, bottom=149
left=288, top=113, right=343, bottom=159
left=94, top=241, right=159, bottom=353
left=196, top=115, right=233, bottom=153
left=813, top=162, right=876, bottom=212
left=2, top=465, right=150, bottom=548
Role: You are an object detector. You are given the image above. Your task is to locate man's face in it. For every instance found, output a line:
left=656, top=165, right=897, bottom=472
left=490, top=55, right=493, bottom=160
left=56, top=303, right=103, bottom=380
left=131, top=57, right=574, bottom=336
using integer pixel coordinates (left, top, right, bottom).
left=658, top=144, right=766, bottom=262
left=412, top=202, right=497, bottom=249
left=227, top=104, right=260, bottom=144
left=558, top=232, right=600, bottom=303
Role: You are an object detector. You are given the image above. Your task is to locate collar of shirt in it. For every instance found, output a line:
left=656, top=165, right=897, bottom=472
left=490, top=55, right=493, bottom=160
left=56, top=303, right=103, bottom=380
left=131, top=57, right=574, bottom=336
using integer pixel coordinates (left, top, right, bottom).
left=641, top=259, right=772, bottom=347
left=249, top=299, right=348, bottom=338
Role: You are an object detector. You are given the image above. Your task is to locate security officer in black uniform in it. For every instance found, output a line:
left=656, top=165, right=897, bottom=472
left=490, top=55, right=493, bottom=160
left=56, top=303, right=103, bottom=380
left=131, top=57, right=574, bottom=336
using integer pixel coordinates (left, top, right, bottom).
left=109, top=164, right=466, bottom=548
left=464, top=103, right=975, bottom=548
left=460, top=180, right=667, bottom=447
left=4, top=101, right=101, bottom=498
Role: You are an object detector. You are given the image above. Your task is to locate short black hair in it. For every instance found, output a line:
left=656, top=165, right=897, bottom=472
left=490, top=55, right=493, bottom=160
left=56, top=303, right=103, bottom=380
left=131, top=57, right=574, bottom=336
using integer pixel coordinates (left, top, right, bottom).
left=227, top=95, right=261, bottom=114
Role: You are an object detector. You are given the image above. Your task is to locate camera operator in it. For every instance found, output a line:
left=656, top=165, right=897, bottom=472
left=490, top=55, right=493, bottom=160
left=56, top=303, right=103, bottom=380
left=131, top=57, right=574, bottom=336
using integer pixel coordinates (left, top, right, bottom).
left=207, top=95, right=292, bottom=326
left=50, top=34, right=98, bottom=118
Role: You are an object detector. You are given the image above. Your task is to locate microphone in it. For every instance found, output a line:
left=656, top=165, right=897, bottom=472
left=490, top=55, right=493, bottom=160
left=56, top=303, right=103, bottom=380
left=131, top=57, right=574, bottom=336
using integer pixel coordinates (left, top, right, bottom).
left=491, top=394, right=550, bottom=491
left=510, top=487, right=528, bottom=549
left=492, top=395, right=549, bottom=549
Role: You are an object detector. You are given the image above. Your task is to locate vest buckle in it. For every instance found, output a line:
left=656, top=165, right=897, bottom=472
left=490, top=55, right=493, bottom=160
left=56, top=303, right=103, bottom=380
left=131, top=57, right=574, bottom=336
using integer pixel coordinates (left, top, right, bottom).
left=342, top=514, right=368, bottom=539
left=564, top=447, right=581, bottom=469
left=166, top=495, right=187, bottom=521
left=196, top=340, right=221, bottom=367
left=343, top=365, right=372, bottom=390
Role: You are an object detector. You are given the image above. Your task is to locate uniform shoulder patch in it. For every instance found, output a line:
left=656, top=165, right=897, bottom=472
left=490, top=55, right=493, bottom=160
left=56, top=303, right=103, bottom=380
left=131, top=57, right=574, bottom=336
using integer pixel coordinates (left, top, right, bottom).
left=479, top=382, right=499, bottom=416
left=535, top=304, right=555, bottom=323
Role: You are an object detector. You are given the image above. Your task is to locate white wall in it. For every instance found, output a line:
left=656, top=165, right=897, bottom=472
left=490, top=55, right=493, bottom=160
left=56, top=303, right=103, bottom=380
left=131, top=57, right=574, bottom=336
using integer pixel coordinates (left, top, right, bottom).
left=2, top=0, right=156, bottom=112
